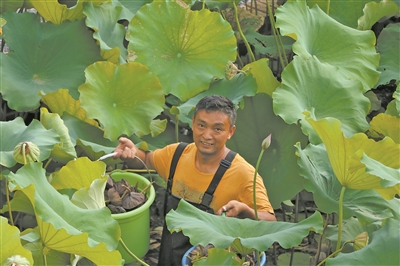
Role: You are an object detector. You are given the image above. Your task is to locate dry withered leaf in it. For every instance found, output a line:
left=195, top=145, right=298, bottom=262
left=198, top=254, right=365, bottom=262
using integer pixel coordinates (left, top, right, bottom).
left=107, top=187, right=122, bottom=206
left=107, top=204, right=126, bottom=214
left=122, top=191, right=146, bottom=211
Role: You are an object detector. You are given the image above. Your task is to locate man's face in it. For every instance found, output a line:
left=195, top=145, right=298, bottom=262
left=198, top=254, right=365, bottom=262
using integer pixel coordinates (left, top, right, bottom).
left=192, top=110, right=236, bottom=156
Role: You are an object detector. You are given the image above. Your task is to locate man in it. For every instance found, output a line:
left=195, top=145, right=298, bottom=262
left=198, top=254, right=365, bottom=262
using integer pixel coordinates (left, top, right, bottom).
left=114, top=95, right=276, bottom=265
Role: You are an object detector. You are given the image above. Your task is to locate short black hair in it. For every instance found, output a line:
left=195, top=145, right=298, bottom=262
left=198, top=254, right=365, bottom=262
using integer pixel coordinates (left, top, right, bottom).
left=194, top=95, right=236, bottom=126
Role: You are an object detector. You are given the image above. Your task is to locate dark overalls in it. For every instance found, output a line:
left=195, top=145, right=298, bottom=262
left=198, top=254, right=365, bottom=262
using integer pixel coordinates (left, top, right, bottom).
left=158, top=143, right=237, bottom=265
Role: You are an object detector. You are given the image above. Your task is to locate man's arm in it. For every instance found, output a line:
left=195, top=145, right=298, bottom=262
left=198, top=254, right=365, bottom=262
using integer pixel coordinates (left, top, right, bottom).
left=113, top=137, right=156, bottom=170
left=216, top=200, right=276, bottom=221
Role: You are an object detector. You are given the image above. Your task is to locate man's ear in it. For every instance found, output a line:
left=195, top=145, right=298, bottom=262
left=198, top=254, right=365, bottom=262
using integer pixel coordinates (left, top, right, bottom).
left=227, top=125, right=236, bottom=140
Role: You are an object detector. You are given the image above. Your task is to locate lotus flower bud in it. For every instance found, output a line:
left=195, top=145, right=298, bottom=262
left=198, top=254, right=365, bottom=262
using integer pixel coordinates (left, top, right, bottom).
left=262, top=134, right=272, bottom=150
left=354, top=231, right=369, bottom=251
left=4, top=255, right=30, bottom=266
left=13, top=141, right=40, bottom=164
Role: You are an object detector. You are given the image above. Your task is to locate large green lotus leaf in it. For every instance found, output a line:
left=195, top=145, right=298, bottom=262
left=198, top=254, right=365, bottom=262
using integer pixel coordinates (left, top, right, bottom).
left=0, top=117, right=60, bottom=168
left=295, top=142, right=397, bottom=224
left=62, top=113, right=117, bottom=148
left=84, top=2, right=127, bottom=64
left=273, top=56, right=370, bottom=143
left=376, top=23, right=400, bottom=87
left=0, top=188, right=34, bottom=215
left=40, top=107, right=77, bottom=163
left=60, top=113, right=120, bottom=162
left=71, top=178, right=107, bottom=209
left=354, top=152, right=400, bottom=197
left=30, top=0, right=107, bottom=24
left=114, top=0, right=152, bottom=22
left=22, top=239, right=72, bottom=266
left=244, top=30, right=295, bottom=59
left=358, top=0, right=399, bottom=30
left=306, top=114, right=400, bottom=199
left=176, top=72, right=257, bottom=119
left=242, top=59, right=280, bottom=96
left=326, top=218, right=400, bottom=266
left=0, top=0, right=27, bottom=14
left=194, top=248, right=242, bottom=266
left=127, top=0, right=237, bottom=101
left=386, top=84, right=400, bottom=116
left=324, top=216, right=381, bottom=245
left=79, top=61, right=165, bottom=141
left=308, top=0, right=396, bottom=29
left=306, top=0, right=365, bottom=28
left=0, top=12, right=103, bottom=112
left=0, top=216, right=34, bottom=265
left=51, top=157, right=106, bottom=191
left=227, top=94, right=308, bottom=208
left=7, top=163, right=121, bottom=251
left=276, top=0, right=380, bottom=91
left=368, top=113, right=400, bottom=143
left=41, top=89, right=99, bottom=127
left=34, top=214, right=122, bottom=265
left=20, top=229, right=73, bottom=266
left=166, top=199, right=324, bottom=252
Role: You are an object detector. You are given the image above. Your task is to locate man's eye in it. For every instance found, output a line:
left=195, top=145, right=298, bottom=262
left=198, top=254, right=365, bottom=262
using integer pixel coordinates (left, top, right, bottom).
left=215, top=128, right=222, bottom=132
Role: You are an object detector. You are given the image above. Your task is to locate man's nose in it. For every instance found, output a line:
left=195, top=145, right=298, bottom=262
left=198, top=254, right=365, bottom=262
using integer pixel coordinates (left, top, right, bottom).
left=203, top=128, right=213, bottom=139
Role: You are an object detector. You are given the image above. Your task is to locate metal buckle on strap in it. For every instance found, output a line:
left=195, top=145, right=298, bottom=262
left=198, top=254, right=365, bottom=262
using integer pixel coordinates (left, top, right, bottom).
left=202, top=193, right=213, bottom=206
left=220, top=159, right=231, bottom=168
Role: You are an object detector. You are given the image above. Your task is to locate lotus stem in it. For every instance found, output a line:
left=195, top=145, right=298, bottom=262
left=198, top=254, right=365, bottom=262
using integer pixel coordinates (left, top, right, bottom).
left=175, top=113, right=179, bottom=143
left=314, top=214, right=330, bottom=266
left=253, top=149, right=265, bottom=221
left=233, top=1, right=256, bottom=62
left=43, top=158, right=52, bottom=170
left=317, top=240, right=352, bottom=266
left=266, top=1, right=288, bottom=67
left=327, top=0, right=330, bottom=15
left=120, top=239, right=149, bottom=266
left=43, top=253, right=48, bottom=266
left=336, top=186, right=346, bottom=252
left=140, top=181, right=155, bottom=194
left=5, top=180, right=14, bottom=226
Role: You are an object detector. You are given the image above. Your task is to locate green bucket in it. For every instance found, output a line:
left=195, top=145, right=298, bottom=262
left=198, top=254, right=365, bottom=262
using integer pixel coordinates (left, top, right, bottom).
left=110, top=172, right=156, bottom=264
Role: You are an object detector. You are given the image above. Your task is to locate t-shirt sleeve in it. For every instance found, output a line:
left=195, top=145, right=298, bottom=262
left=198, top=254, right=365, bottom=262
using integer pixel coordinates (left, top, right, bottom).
left=152, top=143, right=180, bottom=181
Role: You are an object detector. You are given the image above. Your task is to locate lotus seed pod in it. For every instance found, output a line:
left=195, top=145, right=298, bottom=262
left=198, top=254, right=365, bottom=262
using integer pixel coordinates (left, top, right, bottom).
left=354, top=231, right=369, bottom=251
left=13, top=141, right=40, bottom=164
left=262, top=134, right=272, bottom=150
left=4, top=255, right=30, bottom=266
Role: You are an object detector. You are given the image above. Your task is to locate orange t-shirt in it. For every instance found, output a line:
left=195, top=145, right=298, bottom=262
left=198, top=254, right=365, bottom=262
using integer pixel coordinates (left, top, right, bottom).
left=153, top=143, right=274, bottom=214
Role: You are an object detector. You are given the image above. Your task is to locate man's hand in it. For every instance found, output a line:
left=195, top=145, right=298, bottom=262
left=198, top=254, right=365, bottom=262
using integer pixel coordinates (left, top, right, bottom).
left=114, top=137, right=138, bottom=160
left=217, top=200, right=276, bottom=221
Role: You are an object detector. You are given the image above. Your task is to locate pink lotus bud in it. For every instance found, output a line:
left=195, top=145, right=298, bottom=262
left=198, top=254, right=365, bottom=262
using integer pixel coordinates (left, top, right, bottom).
left=262, top=134, right=272, bottom=150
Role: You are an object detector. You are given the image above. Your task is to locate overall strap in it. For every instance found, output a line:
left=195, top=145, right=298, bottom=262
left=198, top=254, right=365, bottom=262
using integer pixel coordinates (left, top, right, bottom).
left=200, top=150, right=237, bottom=207
left=166, top=142, right=188, bottom=194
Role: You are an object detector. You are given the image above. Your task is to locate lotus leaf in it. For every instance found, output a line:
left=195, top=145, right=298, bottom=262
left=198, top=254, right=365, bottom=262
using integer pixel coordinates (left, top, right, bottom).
left=228, top=93, right=308, bottom=208
left=0, top=12, right=103, bottom=111
left=127, top=0, right=237, bottom=101
left=276, top=0, right=380, bottom=92
left=0, top=216, right=34, bottom=265
left=79, top=61, right=165, bottom=141
left=166, top=199, right=324, bottom=254
left=326, top=218, right=400, bottom=266
left=0, top=117, right=60, bottom=168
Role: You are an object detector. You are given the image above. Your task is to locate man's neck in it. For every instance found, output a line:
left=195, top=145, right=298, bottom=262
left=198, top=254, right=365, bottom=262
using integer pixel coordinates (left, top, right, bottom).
left=195, top=147, right=229, bottom=174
